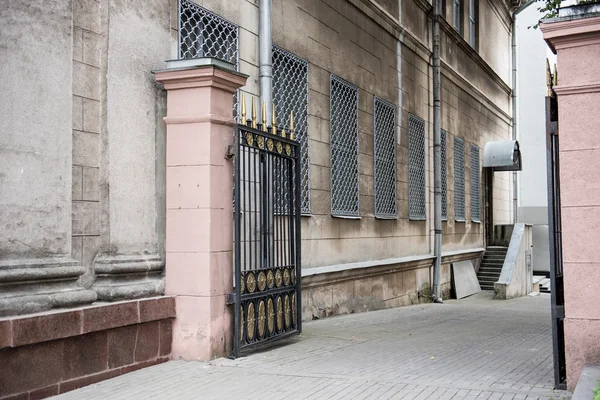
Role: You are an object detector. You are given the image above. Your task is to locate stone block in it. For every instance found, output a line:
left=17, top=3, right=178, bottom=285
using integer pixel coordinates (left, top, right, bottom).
left=0, top=340, right=64, bottom=397
left=72, top=95, right=83, bottom=131
left=71, top=236, right=83, bottom=264
left=12, top=311, right=83, bottom=347
left=82, top=166, right=99, bottom=201
left=83, top=302, right=140, bottom=333
left=59, top=368, right=122, bottom=394
left=73, top=0, right=100, bottom=33
left=563, top=263, right=600, bottom=320
left=62, top=331, right=108, bottom=380
left=30, top=384, right=59, bottom=400
left=72, top=166, right=83, bottom=201
left=0, top=319, right=11, bottom=348
left=83, top=99, right=101, bottom=134
left=72, top=130, right=100, bottom=167
left=159, top=319, right=173, bottom=356
left=72, top=61, right=100, bottom=100
left=134, top=322, right=160, bottom=362
left=565, top=318, right=600, bottom=391
left=165, top=252, right=232, bottom=296
left=139, top=297, right=176, bottom=323
left=72, top=201, right=100, bottom=236
left=82, top=30, right=101, bottom=67
left=107, top=325, right=137, bottom=368
left=73, top=27, right=83, bottom=62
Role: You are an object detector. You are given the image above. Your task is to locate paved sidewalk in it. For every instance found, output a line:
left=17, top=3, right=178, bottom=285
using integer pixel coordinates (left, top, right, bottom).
left=52, top=293, right=571, bottom=400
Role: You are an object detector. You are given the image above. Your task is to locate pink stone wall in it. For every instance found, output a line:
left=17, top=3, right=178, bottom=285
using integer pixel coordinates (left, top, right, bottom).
left=155, top=65, right=247, bottom=362
left=542, top=15, right=600, bottom=390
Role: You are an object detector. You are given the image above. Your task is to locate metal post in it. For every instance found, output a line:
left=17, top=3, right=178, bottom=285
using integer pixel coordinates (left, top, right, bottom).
left=259, top=0, right=273, bottom=122
left=432, top=0, right=443, bottom=303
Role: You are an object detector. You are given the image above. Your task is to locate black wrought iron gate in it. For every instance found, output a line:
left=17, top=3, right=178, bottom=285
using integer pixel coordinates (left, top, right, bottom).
left=545, top=69, right=566, bottom=390
left=231, top=99, right=302, bottom=357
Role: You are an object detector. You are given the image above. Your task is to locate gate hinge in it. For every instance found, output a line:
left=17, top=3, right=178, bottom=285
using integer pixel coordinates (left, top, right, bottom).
left=226, top=292, right=237, bottom=305
left=225, top=145, right=235, bottom=159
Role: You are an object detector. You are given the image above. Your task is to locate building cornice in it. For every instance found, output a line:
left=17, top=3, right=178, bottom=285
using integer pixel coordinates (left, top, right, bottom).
left=541, top=15, right=600, bottom=52
left=554, top=82, right=600, bottom=96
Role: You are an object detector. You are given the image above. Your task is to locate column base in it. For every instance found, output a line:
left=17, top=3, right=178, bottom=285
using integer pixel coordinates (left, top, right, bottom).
left=0, top=258, right=97, bottom=317
left=92, top=254, right=165, bottom=301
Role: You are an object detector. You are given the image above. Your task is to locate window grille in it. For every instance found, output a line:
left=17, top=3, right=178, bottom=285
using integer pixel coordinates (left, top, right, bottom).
left=441, top=130, right=448, bottom=220
left=470, top=144, right=481, bottom=222
left=453, top=0, right=461, bottom=32
left=469, top=0, right=477, bottom=48
left=330, top=75, right=359, bottom=217
left=454, top=136, right=465, bottom=221
left=374, top=98, right=397, bottom=219
left=272, top=45, right=310, bottom=215
left=178, top=0, right=239, bottom=120
left=408, top=114, right=426, bottom=220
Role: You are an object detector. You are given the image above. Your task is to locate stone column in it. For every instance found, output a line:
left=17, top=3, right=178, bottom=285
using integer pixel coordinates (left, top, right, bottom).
left=542, top=14, right=600, bottom=390
left=155, top=60, right=247, bottom=360
left=0, top=1, right=96, bottom=316
left=91, top=0, right=171, bottom=301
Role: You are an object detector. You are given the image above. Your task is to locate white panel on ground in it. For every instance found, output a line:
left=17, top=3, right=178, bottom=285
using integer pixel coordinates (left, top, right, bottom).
left=453, top=261, right=482, bottom=299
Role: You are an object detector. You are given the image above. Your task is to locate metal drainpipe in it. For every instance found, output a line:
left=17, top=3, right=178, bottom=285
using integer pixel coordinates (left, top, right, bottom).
left=259, top=0, right=273, bottom=122
left=259, top=0, right=274, bottom=265
left=511, top=0, right=536, bottom=224
left=432, top=0, right=443, bottom=303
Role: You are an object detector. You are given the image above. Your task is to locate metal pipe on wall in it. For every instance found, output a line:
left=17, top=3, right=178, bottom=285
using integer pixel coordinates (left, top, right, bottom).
left=432, top=0, right=443, bottom=303
left=259, top=0, right=273, bottom=123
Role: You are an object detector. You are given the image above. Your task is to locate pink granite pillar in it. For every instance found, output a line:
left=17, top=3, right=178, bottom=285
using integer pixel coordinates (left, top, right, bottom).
left=542, top=15, right=600, bottom=389
left=155, top=64, right=247, bottom=361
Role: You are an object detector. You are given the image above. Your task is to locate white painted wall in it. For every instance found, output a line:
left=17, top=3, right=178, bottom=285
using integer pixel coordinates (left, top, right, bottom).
left=515, top=6, right=556, bottom=272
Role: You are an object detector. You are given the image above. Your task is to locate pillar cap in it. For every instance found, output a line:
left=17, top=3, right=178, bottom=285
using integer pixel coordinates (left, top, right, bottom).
left=154, top=57, right=248, bottom=92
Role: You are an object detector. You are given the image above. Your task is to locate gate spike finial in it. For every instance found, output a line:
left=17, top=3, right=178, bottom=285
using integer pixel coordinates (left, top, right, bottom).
left=546, top=58, right=552, bottom=97
left=241, top=93, right=246, bottom=123
left=262, top=101, right=267, bottom=132
left=553, top=63, right=558, bottom=86
left=251, top=97, right=257, bottom=129
left=272, top=103, right=277, bottom=133
left=281, top=129, right=286, bottom=139
left=289, top=112, right=295, bottom=140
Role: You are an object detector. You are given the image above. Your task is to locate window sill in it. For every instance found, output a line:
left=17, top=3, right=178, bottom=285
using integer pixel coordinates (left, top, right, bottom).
left=331, top=214, right=361, bottom=220
left=455, top=218, right=466, bottom=223
left=375, top=215, right=398, bottom=220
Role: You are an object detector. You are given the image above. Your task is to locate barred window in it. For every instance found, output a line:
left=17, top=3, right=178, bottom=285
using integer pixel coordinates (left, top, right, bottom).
left=441, top=130, right=448, bottom=220
left=374, top=98, right=397, bottom=219
left=470, top=144, right=481, bottom=222
left=330, top=75, right=359, bottom=218
left=454, top=136, right=465, bottom=222
left=408, top=115, right=426, bottom=220
left=272, top=45, right=310, bottom=215
left=178, top=0, right=239, bottom=119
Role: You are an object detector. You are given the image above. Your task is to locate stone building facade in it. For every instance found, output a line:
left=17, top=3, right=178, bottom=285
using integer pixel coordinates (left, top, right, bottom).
left=0, top=0, right=516, bottom=397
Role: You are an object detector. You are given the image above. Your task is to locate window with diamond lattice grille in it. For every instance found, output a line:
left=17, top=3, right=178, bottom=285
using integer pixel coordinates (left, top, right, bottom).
left=272, top=45, right=310, bottom=215
left=454, top=136, right=466, bottom=222
left=178, top=0, right=239, bottom=120
left=330, top=75, right=359, bottom=218
left=441, top=130, right=448, bottom=220
left=374, top=98, right=397, bottom=219
left=470, top=144, right=481, bottom=222
left=408, top=114, right=426, bottom=220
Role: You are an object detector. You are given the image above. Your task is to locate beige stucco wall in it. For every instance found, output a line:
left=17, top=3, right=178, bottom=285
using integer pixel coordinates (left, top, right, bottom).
left=184, top=0, right=513, bottom=271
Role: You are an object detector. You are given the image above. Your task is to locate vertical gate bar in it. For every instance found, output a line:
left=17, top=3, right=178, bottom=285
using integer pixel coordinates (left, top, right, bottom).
left=279, top=157, right=285, bottom=267
left=255, top=148, right=259, bottom=271
left=233, top=127, right=241, bottom=358
left=242, top=147, right=246, bottom=274
left=294, top=149, right=302, bottom=333
left=247, top=147, right=251, bottom=274
left=274, top=157, right=280, bottom=268
left=287, top=157, right=292, bottom=269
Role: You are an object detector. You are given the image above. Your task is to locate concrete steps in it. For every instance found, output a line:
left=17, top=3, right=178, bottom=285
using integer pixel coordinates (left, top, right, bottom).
left=477, top=246, right=508, bottom=291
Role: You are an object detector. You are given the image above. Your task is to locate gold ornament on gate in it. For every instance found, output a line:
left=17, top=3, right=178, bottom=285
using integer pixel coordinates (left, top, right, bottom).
left=247, top=302, right=255, bottom=341
left=267, top=270, right=275, bottom=289
left=284, top=294, right=291, bottom=329
left=283, top=268, right=291, bottom=286
left=246, top=272, right=256, bottom=293
left=257, top=271, right=267, bottom=292
left=257, top=135, right=264, bottom=149
left=292, top=293, right=297, bottom=327
left=276, top=141, right=283, bottom=154
left=240, top=306, right=245, bottom=342
left=245, top=132, right=254, bottom=147
left=267, top=298, right=275, bottom=334
left=276, top=296, right=283, bottom=332
left=267, top=138, right=274, bottom=151
left=258, top=300, right=266, bottom=338
left=275, top=269, right=283, bottom=288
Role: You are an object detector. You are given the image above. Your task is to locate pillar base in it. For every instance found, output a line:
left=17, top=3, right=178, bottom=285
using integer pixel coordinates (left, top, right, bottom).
left=92, top=254, right=165, bottom=301
left=0, top=258, right=97, bottom=317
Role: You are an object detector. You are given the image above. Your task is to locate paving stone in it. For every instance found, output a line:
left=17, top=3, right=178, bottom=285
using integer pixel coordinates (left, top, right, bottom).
left=50, top=293, right=571, bottom=400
